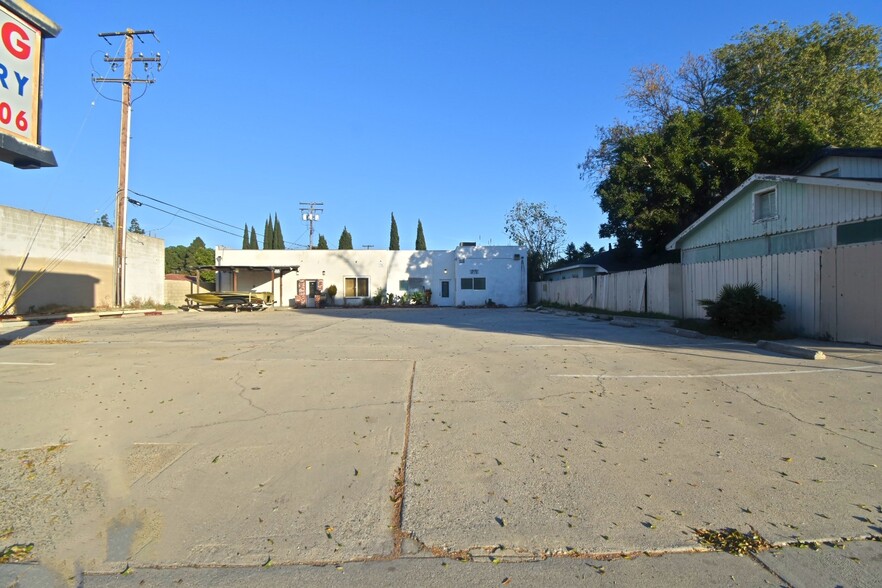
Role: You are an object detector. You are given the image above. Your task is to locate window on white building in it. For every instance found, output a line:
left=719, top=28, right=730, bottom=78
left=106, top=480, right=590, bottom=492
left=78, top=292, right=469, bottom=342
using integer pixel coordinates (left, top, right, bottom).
left=344, top=277, right=369, bottom=297
left=460, top=278, right=486, bottom=290
left=753, top=187, right=777, bottom=222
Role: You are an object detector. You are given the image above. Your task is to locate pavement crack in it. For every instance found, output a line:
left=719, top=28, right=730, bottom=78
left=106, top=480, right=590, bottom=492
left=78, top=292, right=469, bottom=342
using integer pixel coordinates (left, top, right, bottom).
left=718, top=379, right=882, bottom=451
left=153, top=399, right=408, bottom=438
left=390, top=360, right=417, bottom=557
left=233, top=374, right=267, bottom=415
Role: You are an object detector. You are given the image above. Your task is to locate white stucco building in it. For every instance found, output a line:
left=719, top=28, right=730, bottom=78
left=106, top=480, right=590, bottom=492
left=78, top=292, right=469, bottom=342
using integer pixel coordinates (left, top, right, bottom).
left=212, top=244, right=528, bottom=308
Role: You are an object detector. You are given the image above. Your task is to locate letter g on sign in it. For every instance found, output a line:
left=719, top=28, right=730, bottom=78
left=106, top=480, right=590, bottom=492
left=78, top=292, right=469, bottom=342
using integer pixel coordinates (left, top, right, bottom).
left=2, top=21, right=30, bottom=60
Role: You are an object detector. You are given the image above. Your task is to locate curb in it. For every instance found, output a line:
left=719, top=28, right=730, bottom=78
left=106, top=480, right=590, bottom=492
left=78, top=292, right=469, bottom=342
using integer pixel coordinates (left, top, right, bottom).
left=659, top=326, right=706, bottom=339
left=757, top=340, right=826, bottom=360
left=610, top=319, right=635, bottom=328
left=0, top=308, right=175, bottom=327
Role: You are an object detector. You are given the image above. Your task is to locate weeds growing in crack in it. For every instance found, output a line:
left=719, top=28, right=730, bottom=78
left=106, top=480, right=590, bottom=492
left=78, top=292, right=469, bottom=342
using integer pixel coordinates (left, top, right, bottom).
left=694, top=527, right=771, bottom=556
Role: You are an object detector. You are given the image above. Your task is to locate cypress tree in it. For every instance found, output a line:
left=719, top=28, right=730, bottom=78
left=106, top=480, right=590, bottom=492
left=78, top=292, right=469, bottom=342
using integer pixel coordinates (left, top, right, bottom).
left=273, top=213, right=284, bottom=249
left=249, top=226, right=258, bottom=249
left=338, top=227, right=353, bottom=250
left=415, top=219, right=427, bottom=250
left=242, top=223, right=249, bottom=249
left=389, top=213, right=400, bottom=250
left=263, top=217, right=272, bottom=250
left=316, top=234, right=329, bottom=249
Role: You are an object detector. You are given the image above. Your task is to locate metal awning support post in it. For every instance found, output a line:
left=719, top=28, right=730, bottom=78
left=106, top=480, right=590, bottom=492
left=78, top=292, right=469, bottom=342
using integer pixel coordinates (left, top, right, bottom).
left=269, top=269, right=275, bottom=307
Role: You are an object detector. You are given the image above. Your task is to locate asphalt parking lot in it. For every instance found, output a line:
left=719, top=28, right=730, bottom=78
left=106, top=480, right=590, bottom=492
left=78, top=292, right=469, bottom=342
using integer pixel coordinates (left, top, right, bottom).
left=1, top=307, right=880, bottom=586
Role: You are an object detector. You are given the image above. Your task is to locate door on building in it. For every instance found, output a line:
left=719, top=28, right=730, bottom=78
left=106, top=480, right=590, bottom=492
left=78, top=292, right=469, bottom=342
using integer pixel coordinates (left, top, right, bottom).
left=441, top=280, right=450, bottom=299
left=306, top=280, right=319, bottom=307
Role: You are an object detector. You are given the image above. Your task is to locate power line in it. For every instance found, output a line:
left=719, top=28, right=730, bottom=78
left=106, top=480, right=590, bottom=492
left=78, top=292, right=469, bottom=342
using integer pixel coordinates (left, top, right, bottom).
left=127, top=190, right=306, bottom=248
left=129, top=189, right=243, bottom=231
left=127, top=199, right=242, bottom=239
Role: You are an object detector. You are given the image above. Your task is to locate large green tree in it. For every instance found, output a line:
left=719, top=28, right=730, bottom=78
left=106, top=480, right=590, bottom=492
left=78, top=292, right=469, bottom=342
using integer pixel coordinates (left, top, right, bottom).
left=580, top=14, right=882, bottom=252
left=590, top=107, right=756, bottom=252
left=316, top=234, right=329, bottom=249
left=164, top=237, right=215, bottom=283
left=716, top=14, right=882, bottom=170
left=242, top=223, right=250, bottom=249
left=338, top=227, right=353, bottom=250
left=389, top=213, right=400, bottom=250
left=164, top=245, right=187, bottom=274
left=249, top=226, right=258, bottom=249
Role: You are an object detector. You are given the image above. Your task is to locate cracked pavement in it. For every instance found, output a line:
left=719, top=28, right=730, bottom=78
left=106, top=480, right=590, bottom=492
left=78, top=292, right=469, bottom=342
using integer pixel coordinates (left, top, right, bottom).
left=1, top=307, right=880, bottom=586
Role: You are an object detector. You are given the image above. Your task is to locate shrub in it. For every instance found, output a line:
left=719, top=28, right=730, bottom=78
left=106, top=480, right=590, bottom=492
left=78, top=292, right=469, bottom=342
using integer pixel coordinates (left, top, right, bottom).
left=699, top=283, right=784, bottom=336
left=326, top=284, right=337, bottom=298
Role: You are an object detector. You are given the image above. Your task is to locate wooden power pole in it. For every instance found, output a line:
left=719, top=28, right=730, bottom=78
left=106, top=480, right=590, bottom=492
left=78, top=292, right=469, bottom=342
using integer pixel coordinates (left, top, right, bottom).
left=94, top=29, right=160, bottom=307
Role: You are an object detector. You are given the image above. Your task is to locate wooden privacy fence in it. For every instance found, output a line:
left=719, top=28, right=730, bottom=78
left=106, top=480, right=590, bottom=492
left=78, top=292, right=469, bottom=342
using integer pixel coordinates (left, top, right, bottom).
left=532, top=242, right=882, bottom=344
left=531, top=264, right=681, bottom=316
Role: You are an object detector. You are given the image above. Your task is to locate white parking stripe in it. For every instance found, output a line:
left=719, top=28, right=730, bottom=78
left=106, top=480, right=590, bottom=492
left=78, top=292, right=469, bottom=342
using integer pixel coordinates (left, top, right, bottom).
left=0, top=362, right=55, bottom=366
left=552, top=365, right=879, bottom=379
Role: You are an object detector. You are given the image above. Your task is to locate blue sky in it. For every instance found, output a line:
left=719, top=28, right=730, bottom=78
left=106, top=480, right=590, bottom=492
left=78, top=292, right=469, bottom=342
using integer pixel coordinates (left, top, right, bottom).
left=4, top=1, right=882, bottom=252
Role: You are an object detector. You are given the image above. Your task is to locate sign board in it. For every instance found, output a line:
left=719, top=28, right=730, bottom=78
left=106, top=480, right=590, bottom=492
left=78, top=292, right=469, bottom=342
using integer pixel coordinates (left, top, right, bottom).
left=0, top=5, right=40, bottom=144
left=0, top=0, right=58, bottom=169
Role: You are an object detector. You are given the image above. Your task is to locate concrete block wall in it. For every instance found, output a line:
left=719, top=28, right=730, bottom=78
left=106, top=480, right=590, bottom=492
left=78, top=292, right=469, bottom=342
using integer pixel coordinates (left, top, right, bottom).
left=1, top=205, right=164, bottom=313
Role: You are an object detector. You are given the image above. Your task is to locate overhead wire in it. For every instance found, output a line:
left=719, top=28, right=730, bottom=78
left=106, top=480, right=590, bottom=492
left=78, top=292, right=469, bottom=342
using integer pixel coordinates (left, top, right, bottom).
left=128, top=188, right=307, bottom=248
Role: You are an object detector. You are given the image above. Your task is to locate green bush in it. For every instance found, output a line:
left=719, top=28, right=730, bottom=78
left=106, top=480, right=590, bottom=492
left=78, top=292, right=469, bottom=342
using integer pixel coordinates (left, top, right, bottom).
left=699, top=283, right=784, bottom=336
left=326, top=284, right=337, bottom=298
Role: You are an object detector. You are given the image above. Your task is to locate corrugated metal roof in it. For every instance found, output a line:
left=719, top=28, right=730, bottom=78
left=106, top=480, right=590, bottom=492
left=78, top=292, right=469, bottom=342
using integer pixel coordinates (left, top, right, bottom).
left=666, top=174, right=882, bottom=251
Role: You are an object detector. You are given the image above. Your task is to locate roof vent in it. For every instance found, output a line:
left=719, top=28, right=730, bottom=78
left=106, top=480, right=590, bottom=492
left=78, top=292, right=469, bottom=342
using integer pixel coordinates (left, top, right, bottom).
left=459, top=241, right=477, bottom=247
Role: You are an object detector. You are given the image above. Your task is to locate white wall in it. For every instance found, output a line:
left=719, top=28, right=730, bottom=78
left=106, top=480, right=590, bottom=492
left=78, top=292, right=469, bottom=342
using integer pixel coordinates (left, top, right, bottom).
left=1, top=205, right=164, bottom=312
left=214, top=246, right=528, bottom=307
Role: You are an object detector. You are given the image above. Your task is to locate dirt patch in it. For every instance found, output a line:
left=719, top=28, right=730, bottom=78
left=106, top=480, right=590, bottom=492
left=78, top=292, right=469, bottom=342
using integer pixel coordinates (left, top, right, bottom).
left=0, top=444, right=103, bottom=564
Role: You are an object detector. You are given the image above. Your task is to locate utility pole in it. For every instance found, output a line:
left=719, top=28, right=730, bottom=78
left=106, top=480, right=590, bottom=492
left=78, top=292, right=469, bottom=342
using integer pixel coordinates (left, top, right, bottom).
left=94, top=29, right=160, bottom=307
left=299, top=201, right=324, bottom=249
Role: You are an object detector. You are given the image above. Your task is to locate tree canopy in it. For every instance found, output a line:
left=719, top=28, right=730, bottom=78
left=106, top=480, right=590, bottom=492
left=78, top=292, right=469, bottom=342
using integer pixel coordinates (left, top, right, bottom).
left=316, top=234, right=329, bottom=250
left=581, top=14, right=882, bottom=252
left=128, top=218, right=145, bottom=234
left=165, top=237, right=215, bottom=283
left=503, top=200, right=566, bottom=280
